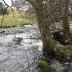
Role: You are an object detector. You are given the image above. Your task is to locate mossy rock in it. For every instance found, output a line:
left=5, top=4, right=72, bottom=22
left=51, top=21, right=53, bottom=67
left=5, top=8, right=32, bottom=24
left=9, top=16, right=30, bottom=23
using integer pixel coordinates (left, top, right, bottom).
left=38, top=61, right=56, bottom=72
left=38, top=61, right=48, bottom=68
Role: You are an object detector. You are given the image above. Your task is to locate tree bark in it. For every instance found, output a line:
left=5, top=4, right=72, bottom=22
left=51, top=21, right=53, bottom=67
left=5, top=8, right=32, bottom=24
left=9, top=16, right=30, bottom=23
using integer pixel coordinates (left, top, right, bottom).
left=62, top=0, right=70, bottom=38
left=34, top=1, right=53, bottom=54
left=26, top=0, right=53, bottom=55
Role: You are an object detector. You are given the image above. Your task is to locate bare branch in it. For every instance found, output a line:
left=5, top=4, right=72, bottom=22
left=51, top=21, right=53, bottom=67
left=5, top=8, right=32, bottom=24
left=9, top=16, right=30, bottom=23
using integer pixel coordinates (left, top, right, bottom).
left=2, top=0, right=10, bottom=7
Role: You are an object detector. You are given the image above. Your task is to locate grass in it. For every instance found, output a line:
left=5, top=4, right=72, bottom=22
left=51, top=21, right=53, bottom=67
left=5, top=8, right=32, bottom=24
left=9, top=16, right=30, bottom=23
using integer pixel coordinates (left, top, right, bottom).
left=0, top=10, right=36, bottom=28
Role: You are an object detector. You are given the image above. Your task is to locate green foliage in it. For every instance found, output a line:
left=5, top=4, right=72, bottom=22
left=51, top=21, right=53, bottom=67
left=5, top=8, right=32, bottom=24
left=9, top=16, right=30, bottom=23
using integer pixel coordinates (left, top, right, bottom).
left=38, top=61, right=56, bottom=72
left=52, top=43, right=72, bottom=61
left=0, top=7, right=7, bottom=15
left=0, top=2, right=8, bottom=15
left=43, top=40, right=72, bottom=62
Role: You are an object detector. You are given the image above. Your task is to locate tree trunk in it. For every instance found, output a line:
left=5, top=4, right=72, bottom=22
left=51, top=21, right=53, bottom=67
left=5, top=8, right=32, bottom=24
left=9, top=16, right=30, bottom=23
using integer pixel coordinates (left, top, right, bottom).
left=30, top=0, right=54, bottom=55
left=62, top=16, right=70, bottom=38
left=62, top=0, right=70, bottom=38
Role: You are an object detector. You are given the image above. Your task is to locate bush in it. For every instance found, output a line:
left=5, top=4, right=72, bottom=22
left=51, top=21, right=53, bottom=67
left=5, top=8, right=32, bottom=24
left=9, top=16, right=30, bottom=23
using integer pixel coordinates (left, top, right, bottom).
left=38, top=61, right=56, bottom=72
left=52, top=43, right=72, bottom=62
left=0, top=2, right=8, bottom=15
left=43, top=41, right=72, bottom=62
left=0, top=7, right=8, bottom=15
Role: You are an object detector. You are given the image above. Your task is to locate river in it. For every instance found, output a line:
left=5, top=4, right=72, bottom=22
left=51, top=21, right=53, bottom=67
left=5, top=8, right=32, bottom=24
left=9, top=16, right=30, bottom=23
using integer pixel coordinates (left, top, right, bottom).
left=0, top=26, right=42, bottom=72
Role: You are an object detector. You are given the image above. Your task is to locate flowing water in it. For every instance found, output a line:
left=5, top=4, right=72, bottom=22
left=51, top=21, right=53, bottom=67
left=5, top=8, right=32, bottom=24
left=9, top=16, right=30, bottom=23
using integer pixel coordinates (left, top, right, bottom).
left=0, top=26, right=43, bottom=72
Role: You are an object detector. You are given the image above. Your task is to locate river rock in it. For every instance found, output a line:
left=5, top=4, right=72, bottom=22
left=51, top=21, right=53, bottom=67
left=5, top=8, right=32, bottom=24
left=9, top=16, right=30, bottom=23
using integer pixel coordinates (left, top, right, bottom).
left=57, top=44, right=65, bottom=48
left=63, top=62, right=71, bottom=72
left=68, top=62, right=72, bottom=72
left=51, top=60, right=64, bottom=72
left=0, top=30, right=5, bottom=34
left=12, top=36, right=23, bottom=44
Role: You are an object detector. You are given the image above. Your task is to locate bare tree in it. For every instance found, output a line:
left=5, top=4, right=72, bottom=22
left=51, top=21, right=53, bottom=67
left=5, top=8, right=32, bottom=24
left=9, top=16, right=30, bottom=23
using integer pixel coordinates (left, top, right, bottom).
left=25, top=0, right=71, bottom=55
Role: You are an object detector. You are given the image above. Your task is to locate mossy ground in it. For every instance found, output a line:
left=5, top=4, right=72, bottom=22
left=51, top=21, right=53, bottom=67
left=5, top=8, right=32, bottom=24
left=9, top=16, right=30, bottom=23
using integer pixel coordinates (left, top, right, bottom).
left=0, top=10, right=36, bottom=28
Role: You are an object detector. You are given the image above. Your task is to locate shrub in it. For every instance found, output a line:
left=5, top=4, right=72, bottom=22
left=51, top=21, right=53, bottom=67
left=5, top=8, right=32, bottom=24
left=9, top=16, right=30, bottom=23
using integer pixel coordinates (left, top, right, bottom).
left=38, top=61, right=56, bottom=72
left=0, top=2, right=8, bottom=15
